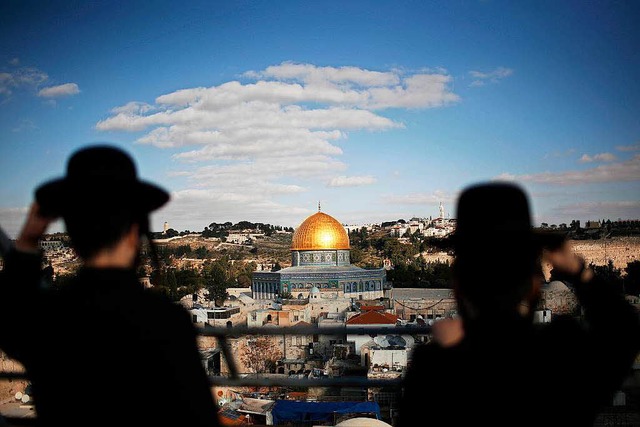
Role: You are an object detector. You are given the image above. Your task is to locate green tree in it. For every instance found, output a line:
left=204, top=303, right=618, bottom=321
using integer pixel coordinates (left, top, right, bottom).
left=166, top=269, right=178, bottom=300
left=164, top=228, right=180, bottom=238
left=237, top=274, right=252, bottom=287
left=590, top=260, right=624, bottom=294
left=194, top=246, right=209, bottom=259
left=279, top=291, right=294, bottom=299
left=350, top=247, right=364, bottom=264
left=205, top=263, right=229, bottom=306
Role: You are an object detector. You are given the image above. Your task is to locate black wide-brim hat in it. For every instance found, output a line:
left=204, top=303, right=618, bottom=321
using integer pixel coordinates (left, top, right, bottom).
left=435, top=182, right=566, bottom=257
left=35, top=145, right=170, bottom=217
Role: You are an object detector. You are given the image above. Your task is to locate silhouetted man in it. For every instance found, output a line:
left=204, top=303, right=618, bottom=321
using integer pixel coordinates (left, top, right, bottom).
left=0, top=145, right=220, bottom=427
left=397, top=182, right=640, bottom=426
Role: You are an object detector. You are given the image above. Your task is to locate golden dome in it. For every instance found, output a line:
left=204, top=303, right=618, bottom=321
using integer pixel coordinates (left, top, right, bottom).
left=291, top=212, right=350, bottom=250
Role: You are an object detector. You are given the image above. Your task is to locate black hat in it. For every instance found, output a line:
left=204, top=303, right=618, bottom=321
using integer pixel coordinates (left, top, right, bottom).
left=444, top=182, right=565, bottom=260
left=35, top=145, right=170, bottom=217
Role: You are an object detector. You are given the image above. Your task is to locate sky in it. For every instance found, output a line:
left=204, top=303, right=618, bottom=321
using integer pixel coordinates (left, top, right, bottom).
left=1, top=0, right=639, bottom=237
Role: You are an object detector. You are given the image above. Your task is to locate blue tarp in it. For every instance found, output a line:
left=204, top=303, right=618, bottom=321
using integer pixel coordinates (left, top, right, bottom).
left=270, top=400, right=381, bottom=424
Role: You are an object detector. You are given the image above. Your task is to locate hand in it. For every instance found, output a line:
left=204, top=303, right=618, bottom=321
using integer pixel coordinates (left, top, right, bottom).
left=15, top=203, right=57, bottom=252
left=432, top=317, right=464, bottom=347
left=543, top=241, right=593, bottom=282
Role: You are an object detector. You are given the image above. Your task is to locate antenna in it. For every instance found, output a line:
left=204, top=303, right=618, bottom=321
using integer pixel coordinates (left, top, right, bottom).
left=318, top=201, right=321, bottom=212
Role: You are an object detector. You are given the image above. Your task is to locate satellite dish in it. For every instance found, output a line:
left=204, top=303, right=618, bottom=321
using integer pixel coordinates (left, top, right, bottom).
left=387, top=335, right=407, bottom=347
left=14, top=391, right=23, bottom=401
left=21, top=394, right=30, bottom=404
left=373, top=336, right=390, bottom=347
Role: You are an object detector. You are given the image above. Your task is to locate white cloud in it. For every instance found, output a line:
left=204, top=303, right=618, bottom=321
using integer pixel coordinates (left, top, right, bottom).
left=152, top=189, right=312, bottom=231
left=616, top=144, right=640, bottom=152
left=9, top=58, right=20, bottom=66
left=547, top=200, right=640, bottom=222
left=97, top=62, right=460, bottom=225
left=385, top=191, right=455, bottom=206
left=469, top=67, right=513, bottom=87
left=0, top=66, right=48, bottom=96
left=497, top=155, right=640, bottom=185
left=493, top=173, right=518, bottom=181
left=177, top=155, right=347, bottom=187
left=0, top=207, right=65, bottom=239
left=248, top=62, right=401, bottom=86
left=111, top=101, right=155, bottom=115
left=578, top=154, right=593, bottom=163
left=96, top=62, right=458, bottom=191
left=579, top=152, right=616, bottom=163
left=543, top=148, right=576, bottom=159
left=37, top=83, right=80, bottom=98
left=327, top=175, right=377, bottom=187
left=0, top=207, right=29, bottom=239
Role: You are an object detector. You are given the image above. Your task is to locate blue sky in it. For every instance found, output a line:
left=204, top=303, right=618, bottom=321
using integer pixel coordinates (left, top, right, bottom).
left=1, top=0, right=639, bottom=237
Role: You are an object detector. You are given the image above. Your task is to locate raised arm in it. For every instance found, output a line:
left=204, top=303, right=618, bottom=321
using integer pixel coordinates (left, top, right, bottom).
left=544, top=241, right=640, bottom=397
left=0, top=203, right=56, bottom=358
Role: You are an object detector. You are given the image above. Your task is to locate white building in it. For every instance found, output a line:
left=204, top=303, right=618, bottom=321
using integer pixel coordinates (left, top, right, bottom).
left=363, top=347, right=408, bottom=371
left=346, top=309, right=399, bottom=355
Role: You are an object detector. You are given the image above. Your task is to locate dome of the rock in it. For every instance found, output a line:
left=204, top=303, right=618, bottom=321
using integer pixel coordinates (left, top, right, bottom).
left=291, top=212, right=350, bottom=250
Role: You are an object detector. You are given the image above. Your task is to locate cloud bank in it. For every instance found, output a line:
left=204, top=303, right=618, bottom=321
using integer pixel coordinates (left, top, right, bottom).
left=0, top=66, right=48, bottom=96
left=0, top=60, right=80, bottom=101
left=96, top=62, right=459, bottom=226
left=495, top=155, right=640, bottom=185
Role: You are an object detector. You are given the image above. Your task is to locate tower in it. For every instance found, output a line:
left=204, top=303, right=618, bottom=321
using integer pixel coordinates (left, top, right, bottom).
left=439, top=202, right=445, bottom=220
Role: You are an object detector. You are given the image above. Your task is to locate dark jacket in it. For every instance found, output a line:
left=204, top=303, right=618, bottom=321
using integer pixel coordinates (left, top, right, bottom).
left=397, top=273, right=640, bottom=426
left=0, top=249, right=220, bottom=427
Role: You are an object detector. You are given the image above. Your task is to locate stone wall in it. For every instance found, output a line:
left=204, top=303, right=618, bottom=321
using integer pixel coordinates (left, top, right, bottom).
left=569, top=237, right=639, bottom=272
left=0, top=352, right=27, bottom=402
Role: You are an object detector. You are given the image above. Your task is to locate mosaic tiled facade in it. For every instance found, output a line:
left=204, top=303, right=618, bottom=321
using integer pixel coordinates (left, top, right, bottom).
left=252, top=211, right=386, bottom=300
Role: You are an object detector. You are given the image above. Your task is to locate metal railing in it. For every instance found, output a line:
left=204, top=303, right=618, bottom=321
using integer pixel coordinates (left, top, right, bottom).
left=0, top=324, right=430, bottom=425
left=201, top=325, right=427, bottom=388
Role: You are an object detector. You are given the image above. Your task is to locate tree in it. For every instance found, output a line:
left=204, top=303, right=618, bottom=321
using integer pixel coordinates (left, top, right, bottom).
left=279, top=291, right=294, bottom=299
left=174, top=268, right=203, bottom=293
left=194, top=246, right=209, bottom=259
left=590, top=260, right=624, bottom=294
left=205, top=263, right=229, bottom=306
left=240, top=336, right=283, bottom=374
left=164, top=228, right=180, bottom=238
left=237, top=274, right=252, bottom=288
left=166, top=269, right=178, bottom=300
left=350, top=247, right=364, bottom=264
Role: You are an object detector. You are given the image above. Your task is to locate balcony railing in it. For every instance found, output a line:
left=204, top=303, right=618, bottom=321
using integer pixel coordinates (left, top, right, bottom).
left=0, top=324, right=429, bottom=426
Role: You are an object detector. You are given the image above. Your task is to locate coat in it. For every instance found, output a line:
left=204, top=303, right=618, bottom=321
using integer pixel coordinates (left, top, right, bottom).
left=0, top=249, right=220, bottom=427
left=397, top=273, right=640, bottom=426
